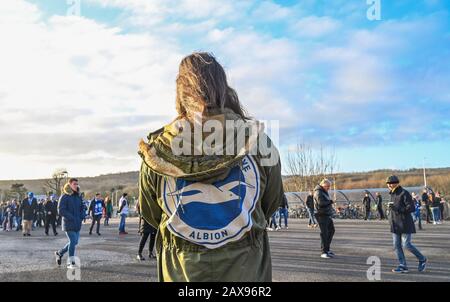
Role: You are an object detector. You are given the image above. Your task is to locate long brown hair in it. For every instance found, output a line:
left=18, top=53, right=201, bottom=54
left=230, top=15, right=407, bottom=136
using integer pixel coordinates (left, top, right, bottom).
left=175, top=52, right=248, bottom=120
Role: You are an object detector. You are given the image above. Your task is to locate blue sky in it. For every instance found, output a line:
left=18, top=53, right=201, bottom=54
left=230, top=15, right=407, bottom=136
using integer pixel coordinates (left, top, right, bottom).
left=0, top=0, right=449, bottom=179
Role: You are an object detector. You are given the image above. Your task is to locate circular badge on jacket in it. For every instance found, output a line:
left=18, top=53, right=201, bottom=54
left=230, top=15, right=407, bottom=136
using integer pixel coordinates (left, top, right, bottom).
left=161, top=155, right=260, bottom=249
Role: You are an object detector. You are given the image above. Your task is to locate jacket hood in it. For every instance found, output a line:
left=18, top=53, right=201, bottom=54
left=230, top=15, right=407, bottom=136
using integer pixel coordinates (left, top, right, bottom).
left=314, top=185, right=324, bottom=192
left=62, top=183, right=77, bottom=195
left=138, top=108, right=266, bottom=182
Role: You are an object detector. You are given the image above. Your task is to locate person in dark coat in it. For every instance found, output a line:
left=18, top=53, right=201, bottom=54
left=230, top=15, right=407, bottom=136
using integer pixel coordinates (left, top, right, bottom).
left=306, top=191, right=317, bottom=228
left=314, top=179, right=335, bottom=259
left=386, top=175, right=427, bottom=273
left=44, top=195, right=58, bottom=236
left=421, top=189, right=432, bottom=224
left=35, top=200, right=45, bottom=228
left=55, top=179, right=86, bottom=269
left=362, top=193, right=371, bottom=220
left=136, top=201, right=157, bottom=261
left=375, top=192, right=385, bottom=220
left=278, top=194, right=289, bottom=229
left=88, top=193, right=105, bottom=235
left=20, top=192, right=38, bottom=236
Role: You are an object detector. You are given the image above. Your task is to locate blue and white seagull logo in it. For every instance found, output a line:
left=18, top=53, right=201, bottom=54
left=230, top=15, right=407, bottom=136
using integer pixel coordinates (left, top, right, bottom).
left=161, top=155, right=261, bottom=248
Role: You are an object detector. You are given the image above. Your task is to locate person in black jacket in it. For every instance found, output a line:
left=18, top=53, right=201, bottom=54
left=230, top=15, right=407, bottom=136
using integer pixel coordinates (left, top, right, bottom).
left=306, top=191, right=317, bottom=228
left=386, top=175, right=427, bottom=273
left=136, top=201, right=157, bottom=261
left=35, top=199, right=45, bottom=228
left=375, top=192, right=385, bottom=220
left=278, top=194, right=289, bottom=229
left=44, top=195, right=58, bottom=236
left=20, top=192, right=38, bottom=236
left=88, top=193, right=105, bottom=235
left=314, top=179, right=335, bottom=259
left=362, top=193, right=371, bottom=220
left=421, top=189, right=432, bottom=224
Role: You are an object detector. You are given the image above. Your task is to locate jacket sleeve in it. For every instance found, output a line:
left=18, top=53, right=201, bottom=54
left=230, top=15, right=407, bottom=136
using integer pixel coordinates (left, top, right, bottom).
left=58, top=196, right=75, bottom=221
left=80, top=200, right=86, bottom=220
left=314, top=190, right=332, bottom=208
left=139, top=162, right=162, bottom=229
left=118, top=199, right=124, bottom=213
left=87, top=199, right=93, bottom=216
left=260, top=159, right=284, bottom=220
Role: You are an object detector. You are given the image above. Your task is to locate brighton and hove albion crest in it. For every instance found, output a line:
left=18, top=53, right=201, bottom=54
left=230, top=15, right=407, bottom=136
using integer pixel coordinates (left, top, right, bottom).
left=161, top=155, right=260, bottom=249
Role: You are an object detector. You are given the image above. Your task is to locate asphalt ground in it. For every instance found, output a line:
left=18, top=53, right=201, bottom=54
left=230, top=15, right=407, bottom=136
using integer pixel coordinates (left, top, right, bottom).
left=0, top=217, right=449, bottom=282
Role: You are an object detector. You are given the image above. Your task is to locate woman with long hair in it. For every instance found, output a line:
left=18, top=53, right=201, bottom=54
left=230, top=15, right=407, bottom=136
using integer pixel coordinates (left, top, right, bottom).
left=138, top=52, right=283, bottom=282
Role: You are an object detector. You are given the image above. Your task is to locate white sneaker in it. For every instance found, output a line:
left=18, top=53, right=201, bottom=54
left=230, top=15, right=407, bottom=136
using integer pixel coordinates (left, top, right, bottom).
left=266, top=227, right=273, bottom=231
left=275, top=227, right=281, bottom=231
left=67, top=263, right=77, bottom=269
left=321, top=253, right=332, bottom=259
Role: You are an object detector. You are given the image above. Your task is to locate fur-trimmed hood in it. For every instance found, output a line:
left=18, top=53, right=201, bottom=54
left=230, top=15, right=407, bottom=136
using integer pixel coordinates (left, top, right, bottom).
left=138, top=108, right=265, bottom=182
left=62, top=183, right=78, bottom=196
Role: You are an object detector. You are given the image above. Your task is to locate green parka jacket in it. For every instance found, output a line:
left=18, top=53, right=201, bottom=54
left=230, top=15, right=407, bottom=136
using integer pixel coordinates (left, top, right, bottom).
left=138, top=109, right=284, bottom=282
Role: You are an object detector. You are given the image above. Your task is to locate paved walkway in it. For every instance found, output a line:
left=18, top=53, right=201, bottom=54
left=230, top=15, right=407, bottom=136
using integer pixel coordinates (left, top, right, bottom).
left=1, top=218, right=449, bottom=282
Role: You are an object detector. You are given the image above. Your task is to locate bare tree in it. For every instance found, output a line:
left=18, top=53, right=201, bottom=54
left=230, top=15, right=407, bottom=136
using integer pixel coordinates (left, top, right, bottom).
left=44, top=169, right=69, bottom=196
left=285, top=142, right=338, bottom=193
left=9, top=183, right=28, bottom=200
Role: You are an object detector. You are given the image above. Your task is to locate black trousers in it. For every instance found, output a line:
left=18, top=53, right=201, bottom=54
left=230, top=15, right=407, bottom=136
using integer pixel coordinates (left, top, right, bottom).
left=377, top=207, right=385, bottom=219
left=316, top=215, right=335, bottom=253
left=45, top=215, right=57, bottom=235
left=139, top=232, right=156, bottom=255
left=439, top=204, right=445, bottom=220
left=90, top=215, right=102, bottom=234
left=425, top=205, right=432, bottom=223
left=364, top=208, right=371, bottom=220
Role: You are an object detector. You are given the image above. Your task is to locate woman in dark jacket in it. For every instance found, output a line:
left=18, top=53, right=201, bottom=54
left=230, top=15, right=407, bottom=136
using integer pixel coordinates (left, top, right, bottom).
left=136, top=201, right=157, bottom=261
left=55, top=179, right=86, bottom=269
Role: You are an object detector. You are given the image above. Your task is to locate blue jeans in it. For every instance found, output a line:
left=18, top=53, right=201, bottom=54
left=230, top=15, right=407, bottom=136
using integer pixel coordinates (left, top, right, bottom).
left=307, top=208, right=317, bottom=225
left=119, top=214, right=127, bottom=232
left=269, top=212, right=278, bottom=228
left=279, top=208, right=288, bottom=227
left=392, top=233, right=426, bottom=268
left=431, top=207, right=441, bottom=223
left=59, top=231, right=80, bottom=257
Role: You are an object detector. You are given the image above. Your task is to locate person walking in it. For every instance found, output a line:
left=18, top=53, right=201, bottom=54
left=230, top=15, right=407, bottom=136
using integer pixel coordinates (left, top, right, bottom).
left=314, top=179, right=335, bottom=259
left=44, top=195, right=58, bottom=236
left=2, top=201, right=14, bottom=231
left=14, top=199, right=22, bottom=231
left=104, top=196, right=113, bottom=226
left=411, top=192, right=423, bottom=231
left=55, top=178, right=86, bottom=269
left=306, top=191, right=317, bottom=228
left=362, top=193, right=371, bottom=220
left=117, top=193, right=129, bottom=235
left=436, top=192, right=445, bottom=222
left=386, top=175, right=427, bottom=273
left=375, top=192, right=385, bottom=220
left=88, top=193, right=105, bottom=235
left=35, top=199, right=45, bottom=228
left=422, top=189, right=432, bottom=224
left=138, top=52, right=284, bottom=281
left=19, top=192, right=38, bottom=237
left=278, top=194, right=289, bottom=229
left=268, top=210, right=280, bottom=231
left=430, top=192, right=441, bottom=225
left=136, top=201, right=157, bottom=261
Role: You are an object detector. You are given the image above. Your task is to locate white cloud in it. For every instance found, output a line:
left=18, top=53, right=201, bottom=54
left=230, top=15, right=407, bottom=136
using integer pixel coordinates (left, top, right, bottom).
left=292, top=16, right=341, bottom=38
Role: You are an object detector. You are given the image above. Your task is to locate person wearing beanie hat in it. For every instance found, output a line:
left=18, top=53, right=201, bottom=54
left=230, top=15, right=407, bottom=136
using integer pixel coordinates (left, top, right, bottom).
left=386, top=175, right=427, bottom=273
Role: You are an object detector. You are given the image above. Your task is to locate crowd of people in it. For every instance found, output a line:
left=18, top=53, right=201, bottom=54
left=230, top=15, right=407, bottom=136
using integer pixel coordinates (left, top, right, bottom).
left=0, top=182, right=141, bottom=269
